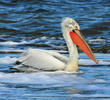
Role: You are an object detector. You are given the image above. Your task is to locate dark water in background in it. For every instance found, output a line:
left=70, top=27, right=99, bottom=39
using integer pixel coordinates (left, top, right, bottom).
left=0, top=0, right=110, bottom=100
left=0, top=0, right=110, bottom=52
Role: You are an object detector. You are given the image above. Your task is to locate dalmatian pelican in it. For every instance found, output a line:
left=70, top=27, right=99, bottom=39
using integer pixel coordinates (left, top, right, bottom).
left=11, top=17, right=98, bottom=72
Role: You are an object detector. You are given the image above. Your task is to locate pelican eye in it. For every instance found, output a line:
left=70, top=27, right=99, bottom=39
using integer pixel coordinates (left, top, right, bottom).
left=72, top=29, right=75, bottom=33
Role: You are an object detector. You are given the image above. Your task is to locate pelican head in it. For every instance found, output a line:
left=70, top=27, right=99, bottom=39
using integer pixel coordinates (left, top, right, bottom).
left=62, top=17, right=80, bottom=32
left=61, top=17, right=98, bottom=69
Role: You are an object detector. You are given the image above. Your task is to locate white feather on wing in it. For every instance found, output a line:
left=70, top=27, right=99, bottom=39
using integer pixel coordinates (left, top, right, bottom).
left=17, top=48, right=68, bottom=71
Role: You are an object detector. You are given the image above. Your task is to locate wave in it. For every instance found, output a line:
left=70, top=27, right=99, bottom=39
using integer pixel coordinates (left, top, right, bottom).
left=88, top=38, right=110, bottom=44
left=0, top=71, right=107, bottom=86
left=0, top=56, right=17, bottom=64
left=0, top=40, right=27, bottom=46
left=71, top=94, right=110, bottom=98
left=0, top=72, right=85, bottom=84
left=0, top=36, right=51, bottom=46
left=0, top=49, right=24, bottom=53
left=79, top=59, right=110, bottom=66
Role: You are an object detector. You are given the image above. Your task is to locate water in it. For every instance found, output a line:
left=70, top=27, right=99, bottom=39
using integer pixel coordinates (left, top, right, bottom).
left=0, top=0, right=110, bottom=99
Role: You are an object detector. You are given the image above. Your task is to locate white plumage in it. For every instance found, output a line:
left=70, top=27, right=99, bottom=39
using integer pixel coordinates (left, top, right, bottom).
left=16, top=48, right=68, bottom=71
left=11, top=17, right=98, bottom=72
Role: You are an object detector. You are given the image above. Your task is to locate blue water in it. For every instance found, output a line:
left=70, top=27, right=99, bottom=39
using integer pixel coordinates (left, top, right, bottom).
left=0, top=0, right=110, bottom=99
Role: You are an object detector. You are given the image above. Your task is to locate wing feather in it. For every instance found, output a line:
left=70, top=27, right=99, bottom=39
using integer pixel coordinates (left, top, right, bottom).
left=17, top=49, right=66, bottom=71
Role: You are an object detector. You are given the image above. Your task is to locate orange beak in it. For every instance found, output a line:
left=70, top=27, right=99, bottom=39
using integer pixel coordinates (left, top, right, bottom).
left=70, top=29, right=98, bottom=64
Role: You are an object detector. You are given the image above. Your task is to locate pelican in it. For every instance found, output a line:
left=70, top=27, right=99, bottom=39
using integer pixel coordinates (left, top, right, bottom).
left=11, top=17, right=98, bottom=72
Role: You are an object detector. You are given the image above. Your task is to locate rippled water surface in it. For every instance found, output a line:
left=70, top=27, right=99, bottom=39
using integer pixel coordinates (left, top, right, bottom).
left=0, top=0, right=110, bottom=100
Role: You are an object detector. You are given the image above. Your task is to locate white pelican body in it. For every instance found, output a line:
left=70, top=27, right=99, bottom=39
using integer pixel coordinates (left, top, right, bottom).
left=11, top=17, right=98, bottom=72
